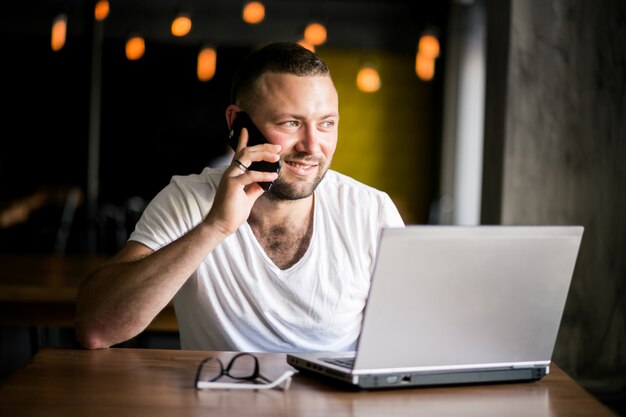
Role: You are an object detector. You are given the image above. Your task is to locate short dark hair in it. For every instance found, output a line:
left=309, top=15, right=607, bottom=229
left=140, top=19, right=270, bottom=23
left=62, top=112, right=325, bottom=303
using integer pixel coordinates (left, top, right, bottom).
left=230, top=42, right=330, bottom=109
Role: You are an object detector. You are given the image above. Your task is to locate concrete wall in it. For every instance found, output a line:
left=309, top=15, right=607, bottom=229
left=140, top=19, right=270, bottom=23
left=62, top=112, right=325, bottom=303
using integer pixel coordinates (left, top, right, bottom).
left=484, top=0, right=625, bottom=406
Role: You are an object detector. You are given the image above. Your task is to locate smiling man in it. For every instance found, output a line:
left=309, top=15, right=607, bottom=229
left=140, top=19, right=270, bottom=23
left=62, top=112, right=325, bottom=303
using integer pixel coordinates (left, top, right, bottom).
left=75, top=43, right=404, bottom=352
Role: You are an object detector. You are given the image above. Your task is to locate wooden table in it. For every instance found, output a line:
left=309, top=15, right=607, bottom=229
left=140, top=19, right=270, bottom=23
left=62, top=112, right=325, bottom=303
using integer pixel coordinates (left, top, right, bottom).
left=0, top=254, right=177, bottom=331
left=0, top=347, right=617, bottom=417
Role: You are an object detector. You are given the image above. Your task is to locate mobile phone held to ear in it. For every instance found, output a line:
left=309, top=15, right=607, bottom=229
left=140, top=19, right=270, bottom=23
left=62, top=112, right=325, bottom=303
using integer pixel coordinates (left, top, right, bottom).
left=228, top=112, right=282, bottom=191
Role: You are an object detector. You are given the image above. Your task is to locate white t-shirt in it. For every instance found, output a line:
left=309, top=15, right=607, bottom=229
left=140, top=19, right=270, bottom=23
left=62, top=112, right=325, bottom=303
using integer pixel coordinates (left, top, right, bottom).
left=129, top=167, right=404, bottom=352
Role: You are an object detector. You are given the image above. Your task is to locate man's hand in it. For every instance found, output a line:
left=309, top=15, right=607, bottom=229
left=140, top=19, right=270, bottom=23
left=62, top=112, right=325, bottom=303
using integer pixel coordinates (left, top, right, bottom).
left=204, top=127, right=281, bottom=236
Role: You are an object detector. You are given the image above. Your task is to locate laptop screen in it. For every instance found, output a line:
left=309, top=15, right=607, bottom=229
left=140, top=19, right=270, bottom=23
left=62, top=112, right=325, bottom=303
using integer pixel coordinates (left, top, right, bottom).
left=352, top=225, right=583, bottom=372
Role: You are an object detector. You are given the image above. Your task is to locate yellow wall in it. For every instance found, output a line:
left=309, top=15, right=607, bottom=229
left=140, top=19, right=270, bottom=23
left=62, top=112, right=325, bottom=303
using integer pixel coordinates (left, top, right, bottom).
left=318, top=49, right=435, bottom=224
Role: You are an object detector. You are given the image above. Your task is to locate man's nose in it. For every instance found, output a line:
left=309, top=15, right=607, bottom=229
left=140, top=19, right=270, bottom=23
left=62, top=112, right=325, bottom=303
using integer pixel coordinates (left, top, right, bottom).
left=295, top=125, right=321, bottom=154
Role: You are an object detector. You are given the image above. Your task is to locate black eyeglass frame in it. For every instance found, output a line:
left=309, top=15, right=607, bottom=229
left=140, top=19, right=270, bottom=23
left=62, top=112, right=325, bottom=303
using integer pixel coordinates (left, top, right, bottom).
left=194, top=352, right=272, bottom=387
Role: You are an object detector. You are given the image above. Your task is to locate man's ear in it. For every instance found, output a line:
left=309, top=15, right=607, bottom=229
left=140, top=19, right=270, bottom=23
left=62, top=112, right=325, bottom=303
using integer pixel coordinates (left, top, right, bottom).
left=225, top=105, right=241, bottom=130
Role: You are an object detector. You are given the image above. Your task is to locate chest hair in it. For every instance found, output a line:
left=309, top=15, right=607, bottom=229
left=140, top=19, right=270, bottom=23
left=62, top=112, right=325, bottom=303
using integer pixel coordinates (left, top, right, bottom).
left=251, top=219, right=313, bottom=270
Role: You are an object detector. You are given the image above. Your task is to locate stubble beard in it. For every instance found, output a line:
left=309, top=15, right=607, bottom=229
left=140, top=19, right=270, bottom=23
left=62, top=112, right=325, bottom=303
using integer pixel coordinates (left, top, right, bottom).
left=266, top=159, right=330, bottom=201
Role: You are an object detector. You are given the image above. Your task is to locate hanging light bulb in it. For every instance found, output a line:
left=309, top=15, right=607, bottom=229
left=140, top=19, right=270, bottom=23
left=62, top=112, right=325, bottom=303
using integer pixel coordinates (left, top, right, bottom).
left=415, top=30, right=440, bottom=81
left=51, top=14, right=67, bottom=52
left=418, top=33, right=440, bottom=59
left=126, top=35, right=145, bottom=60
left=356, top=65, right=381, bottom=93
left=415, top=53, right=435, bottom=81
left=94, top=0, right=110, bottom=21
left=242, top=1, right=265, bottom=24
left=304, top=22, right=327, bottom=46
left=171, top=13, right=192, bottom=37
left=197, top=46, right=217, bottom=81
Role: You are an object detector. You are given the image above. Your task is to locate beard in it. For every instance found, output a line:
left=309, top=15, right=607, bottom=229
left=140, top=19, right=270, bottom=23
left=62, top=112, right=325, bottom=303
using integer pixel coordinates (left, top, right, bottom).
left=266, top=155, right=330, bottom=201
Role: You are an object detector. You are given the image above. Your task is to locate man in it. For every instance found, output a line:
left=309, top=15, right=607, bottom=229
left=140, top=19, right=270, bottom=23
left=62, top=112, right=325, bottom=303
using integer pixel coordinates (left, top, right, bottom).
left=75, top=42, right=404, bottom=352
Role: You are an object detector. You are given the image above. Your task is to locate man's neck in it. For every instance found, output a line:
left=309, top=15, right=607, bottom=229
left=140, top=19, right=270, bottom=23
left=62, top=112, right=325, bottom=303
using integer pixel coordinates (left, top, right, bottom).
left=249, top=194, right=313, bottom=227
left=248, top=195, right=314, bottom=270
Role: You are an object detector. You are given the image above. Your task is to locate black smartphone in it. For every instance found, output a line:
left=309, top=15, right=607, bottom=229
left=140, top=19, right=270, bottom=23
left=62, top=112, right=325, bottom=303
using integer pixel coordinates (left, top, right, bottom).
left=228, top=112, right=282, bottom=191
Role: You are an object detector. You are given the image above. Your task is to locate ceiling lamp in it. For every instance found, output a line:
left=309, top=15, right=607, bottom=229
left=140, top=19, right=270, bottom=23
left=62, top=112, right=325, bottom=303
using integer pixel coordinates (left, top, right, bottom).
left=356, top=65, right=381, bottom=93
left=94, top=0, right=110, bottom=21
left=418, top=34, right=440, bottom=59
left=171, top=13, right=192, bottom=37
left=197, top=46, right=217, bottom=81
left=242, top=1, right=265, bottom=24
left=415, top=30, right=440, bottom=81
left=51, top=14, right=67, bottom=52
left=304, top=22, right=327, bottom=46
left=125, top=35, right=145, bottom=60
left=415, top=55, right=435, bottom=81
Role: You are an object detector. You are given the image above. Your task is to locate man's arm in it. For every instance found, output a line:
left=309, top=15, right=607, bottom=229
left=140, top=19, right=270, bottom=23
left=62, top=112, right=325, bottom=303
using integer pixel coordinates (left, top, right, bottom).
left=74, top=141, right=281, bottom=349
left=74, top=219, right=229, bottom=349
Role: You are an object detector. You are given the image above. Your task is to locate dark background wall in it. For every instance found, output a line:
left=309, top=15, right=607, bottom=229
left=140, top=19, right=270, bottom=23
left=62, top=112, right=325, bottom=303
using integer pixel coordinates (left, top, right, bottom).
left=0, top=33, right=248, bottom=251
left=483, top=0, right=625, bottom=412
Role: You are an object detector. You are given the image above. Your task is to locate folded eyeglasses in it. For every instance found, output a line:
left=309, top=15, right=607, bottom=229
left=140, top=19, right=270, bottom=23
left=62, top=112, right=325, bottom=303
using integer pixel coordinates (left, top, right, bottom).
left=194, top=352, right=296, bottom=391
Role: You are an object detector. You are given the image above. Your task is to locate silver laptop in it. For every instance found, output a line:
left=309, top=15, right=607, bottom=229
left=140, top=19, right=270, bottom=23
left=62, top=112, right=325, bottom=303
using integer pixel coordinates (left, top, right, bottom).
left=287, top=225, right=584, bottom=389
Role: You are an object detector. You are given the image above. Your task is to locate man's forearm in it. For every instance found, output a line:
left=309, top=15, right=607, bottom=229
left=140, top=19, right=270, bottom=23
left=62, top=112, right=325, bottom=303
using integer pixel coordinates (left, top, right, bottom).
left=74, top=221, right=227, bottom=349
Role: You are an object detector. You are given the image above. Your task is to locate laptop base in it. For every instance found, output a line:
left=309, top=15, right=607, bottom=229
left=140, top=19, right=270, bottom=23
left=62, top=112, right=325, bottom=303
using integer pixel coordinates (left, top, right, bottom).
left=353, top=367, right=548, bottom=389
left=288, top=355, right=547, bottom=390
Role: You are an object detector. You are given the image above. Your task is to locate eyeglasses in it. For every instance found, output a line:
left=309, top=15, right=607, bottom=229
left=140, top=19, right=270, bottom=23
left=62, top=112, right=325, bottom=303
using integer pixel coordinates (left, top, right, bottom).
left=194, top=353, right=296, bottom=391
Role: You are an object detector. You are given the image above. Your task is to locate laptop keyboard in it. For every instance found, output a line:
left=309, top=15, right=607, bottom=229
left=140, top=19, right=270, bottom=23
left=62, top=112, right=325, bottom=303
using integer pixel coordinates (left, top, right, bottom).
left=323, top=357, right=355, bottom=369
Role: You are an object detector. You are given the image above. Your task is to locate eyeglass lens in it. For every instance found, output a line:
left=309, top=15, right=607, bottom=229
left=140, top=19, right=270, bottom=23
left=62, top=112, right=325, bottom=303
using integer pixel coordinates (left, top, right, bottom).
left=198, top=353, right=260, bottom=383
left=225, top=353, right=259, bottom=379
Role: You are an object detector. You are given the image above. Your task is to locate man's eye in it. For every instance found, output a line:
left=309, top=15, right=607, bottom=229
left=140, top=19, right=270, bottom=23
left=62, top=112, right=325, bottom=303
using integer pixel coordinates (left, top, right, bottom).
left=321, top=120, right=335, bottom=128
left=282, top=121, right=299, bottom=127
